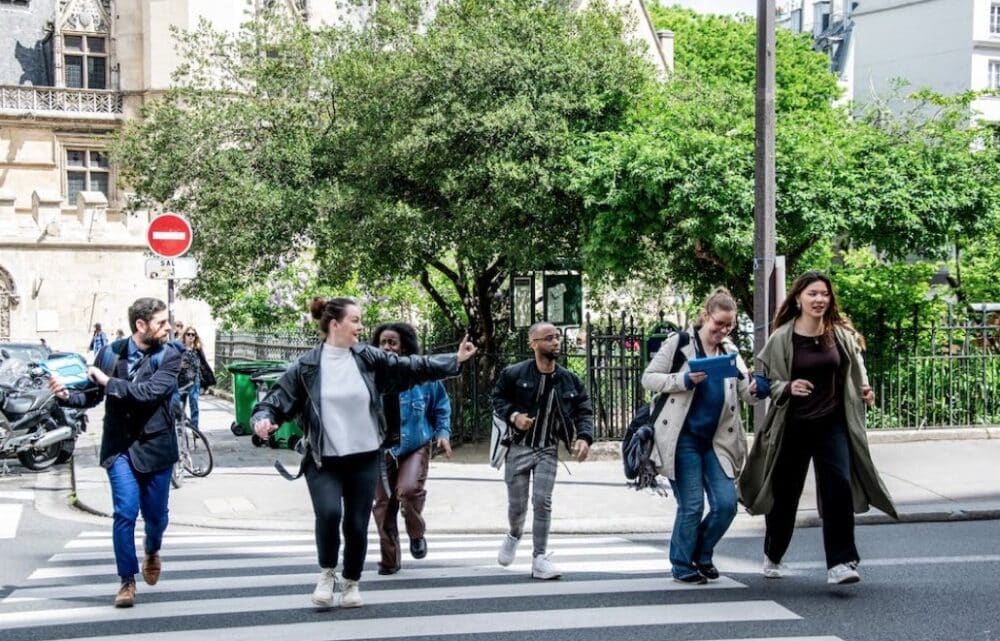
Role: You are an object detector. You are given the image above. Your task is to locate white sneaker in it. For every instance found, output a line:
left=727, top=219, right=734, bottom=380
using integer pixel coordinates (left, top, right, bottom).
left=827, top=562, right=861, bottom=585
left=497, top=534, right=519, bottom=567
left=311, top=568, right=339, bottom=608
left=762, top=557, right=786, bottom=579
left=531, top=553, right=562, bottom=580
left=340, top=577, right=363, bottom=607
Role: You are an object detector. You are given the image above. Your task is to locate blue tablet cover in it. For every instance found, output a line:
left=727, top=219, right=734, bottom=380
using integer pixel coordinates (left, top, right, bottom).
left=687, top=354, right=738, bottom=379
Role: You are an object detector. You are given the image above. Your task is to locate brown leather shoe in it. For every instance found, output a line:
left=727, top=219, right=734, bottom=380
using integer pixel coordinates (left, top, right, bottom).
left=142, top=553, right=162, bottom=586
left=114, top=581, right=136, bottom=608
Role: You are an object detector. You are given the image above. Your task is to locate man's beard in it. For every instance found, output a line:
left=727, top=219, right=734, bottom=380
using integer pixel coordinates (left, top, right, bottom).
left=141, top=328, right=166, bottom=348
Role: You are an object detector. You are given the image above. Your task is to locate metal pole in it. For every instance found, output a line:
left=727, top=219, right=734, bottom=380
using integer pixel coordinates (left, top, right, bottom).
left=753, top=0, right=777, bottom=430
left=168, top=278, right=176, bottom=340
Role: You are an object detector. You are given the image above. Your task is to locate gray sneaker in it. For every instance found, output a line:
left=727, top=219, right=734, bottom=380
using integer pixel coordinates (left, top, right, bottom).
left=497, top=534, right=519, bottom=567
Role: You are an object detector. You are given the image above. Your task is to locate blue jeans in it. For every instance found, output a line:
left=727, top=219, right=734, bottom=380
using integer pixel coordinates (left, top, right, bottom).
left=668, top=430, right=738, bottom=578
left=107, top=453, right=172, bottom=580
left=182, top=382, right=200, bottom=428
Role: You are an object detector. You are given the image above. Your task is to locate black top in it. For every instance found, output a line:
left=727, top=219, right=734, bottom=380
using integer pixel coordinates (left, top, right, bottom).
left=790, top=332, right=841, bottom=420
left=525, top=371, right=560, bottom=448
left=383, top=393, right=401, bottom=447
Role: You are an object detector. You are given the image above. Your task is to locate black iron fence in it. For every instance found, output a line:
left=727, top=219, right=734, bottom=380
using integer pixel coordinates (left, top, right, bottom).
left=215, top=307, right=1000, bottom=443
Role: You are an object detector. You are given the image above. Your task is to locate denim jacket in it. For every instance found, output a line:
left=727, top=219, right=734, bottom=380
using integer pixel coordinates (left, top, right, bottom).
left=390, top=380, right=451, bottom=459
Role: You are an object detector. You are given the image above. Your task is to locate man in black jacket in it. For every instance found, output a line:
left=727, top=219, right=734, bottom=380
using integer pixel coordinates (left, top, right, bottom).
left=51, top=297, right=180, bottom=608
left=491, top=322, right=593, bottom=580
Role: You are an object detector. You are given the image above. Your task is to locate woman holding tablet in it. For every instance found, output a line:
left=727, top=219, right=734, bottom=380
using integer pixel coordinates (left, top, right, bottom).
left=739, top=271, right=896, bottom=585
left=641, top=287, right=763, bottom=583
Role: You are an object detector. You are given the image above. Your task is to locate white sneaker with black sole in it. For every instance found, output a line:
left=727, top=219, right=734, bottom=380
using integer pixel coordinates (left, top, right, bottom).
left=827, top=562, right=861, bottom=585
left=531, top=553, right=562, bottom=580
left=762, top=557, right=786, bottom=579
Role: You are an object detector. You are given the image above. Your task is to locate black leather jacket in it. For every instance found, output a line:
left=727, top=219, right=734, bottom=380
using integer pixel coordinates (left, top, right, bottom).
left=251, top=343, right=460, bottom=470
left=491, top=359, right=595, bottom=451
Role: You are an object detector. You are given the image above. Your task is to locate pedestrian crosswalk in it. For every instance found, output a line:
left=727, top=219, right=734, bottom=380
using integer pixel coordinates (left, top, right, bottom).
left=0, top=490, right=33, bottom=539
left=0, top=529, right=846, bottom=641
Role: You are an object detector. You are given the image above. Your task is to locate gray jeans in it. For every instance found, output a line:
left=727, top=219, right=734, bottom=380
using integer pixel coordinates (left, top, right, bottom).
left=504, top=443, right=559, bottom=557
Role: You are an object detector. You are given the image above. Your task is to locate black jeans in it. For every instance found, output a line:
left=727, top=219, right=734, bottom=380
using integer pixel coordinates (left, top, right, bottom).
left=764, top=412, right=859, bottom=569
left=304, top=450, right=380, bottom=581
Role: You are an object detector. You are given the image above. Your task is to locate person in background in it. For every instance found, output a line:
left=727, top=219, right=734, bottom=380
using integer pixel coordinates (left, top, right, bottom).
left=739, top=271, right=897, bottom=585
left=641, top=287, right=763, bottom=584
left=252, top=297, right=477, bottom=609
left=172, top=321, right=185, bottom=340
left=178, top=326, right=209, bottom=428
left=115, top=329, right=126, bottom=340
left=89, top=323, right=108, bottom=355
left=370, top=322, right=453, bottom=575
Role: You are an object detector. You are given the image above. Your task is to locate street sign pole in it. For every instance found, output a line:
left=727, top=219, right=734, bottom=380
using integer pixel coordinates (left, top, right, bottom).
left=145, top=213, right=194, bottom=340
left=753, top=0, right=776, bottom=431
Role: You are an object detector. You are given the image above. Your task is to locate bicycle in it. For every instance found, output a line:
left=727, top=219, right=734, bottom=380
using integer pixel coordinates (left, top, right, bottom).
left=171, top=383, right=214, bottom=489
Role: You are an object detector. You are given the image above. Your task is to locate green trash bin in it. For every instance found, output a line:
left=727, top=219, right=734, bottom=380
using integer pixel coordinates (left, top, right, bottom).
left=226, top=360, right=286, bottom=436
left=250, top=369, right=304, bottom=450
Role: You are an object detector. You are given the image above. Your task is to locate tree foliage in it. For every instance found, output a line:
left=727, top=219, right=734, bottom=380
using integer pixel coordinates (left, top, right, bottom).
left=114, top=0, right=654, bottom=353
left=572, top=6, right=1000, bottom=320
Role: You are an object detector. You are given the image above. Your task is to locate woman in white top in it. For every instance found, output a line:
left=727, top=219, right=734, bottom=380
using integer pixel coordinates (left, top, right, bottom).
left=253, top=297, right=476, bottom=609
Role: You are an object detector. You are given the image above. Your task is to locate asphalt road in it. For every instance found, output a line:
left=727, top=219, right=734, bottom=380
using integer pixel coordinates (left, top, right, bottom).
left=1, top=461, right=998, bottom=641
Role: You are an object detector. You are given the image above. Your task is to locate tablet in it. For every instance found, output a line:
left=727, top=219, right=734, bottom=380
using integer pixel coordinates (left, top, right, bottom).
left=687, top=354, right=738, bottom=379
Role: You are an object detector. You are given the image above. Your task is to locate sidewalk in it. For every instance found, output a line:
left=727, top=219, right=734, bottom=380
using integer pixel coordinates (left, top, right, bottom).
left=71, top=395, right=1000, bottom=533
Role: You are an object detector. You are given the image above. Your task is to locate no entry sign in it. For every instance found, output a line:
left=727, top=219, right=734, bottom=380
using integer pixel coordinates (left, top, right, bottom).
left=147, top=213, right=193, bottom=258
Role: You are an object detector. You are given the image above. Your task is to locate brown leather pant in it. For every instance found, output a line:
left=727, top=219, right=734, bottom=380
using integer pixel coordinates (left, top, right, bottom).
left=372, top=443, right=430, bottom=571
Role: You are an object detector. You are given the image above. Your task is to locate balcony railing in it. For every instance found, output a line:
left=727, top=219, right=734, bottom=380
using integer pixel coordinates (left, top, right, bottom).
left=0, top=85, right=123, bottom=116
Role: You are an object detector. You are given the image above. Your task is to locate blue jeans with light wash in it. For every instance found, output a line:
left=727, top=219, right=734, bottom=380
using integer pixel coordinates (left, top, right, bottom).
left=107, top=453, right=172, bottom=580
left=667, top=429, right=738, bottom=579
left=182, top=382, right=201, bottom=428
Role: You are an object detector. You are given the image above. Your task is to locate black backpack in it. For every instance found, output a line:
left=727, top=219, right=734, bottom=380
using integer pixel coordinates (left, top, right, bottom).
left=622, top=331, right=690, bottom=487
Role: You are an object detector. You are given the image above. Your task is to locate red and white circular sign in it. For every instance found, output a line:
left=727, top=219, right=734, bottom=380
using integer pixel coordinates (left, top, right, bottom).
left=146, top=213, right=193, bottom=258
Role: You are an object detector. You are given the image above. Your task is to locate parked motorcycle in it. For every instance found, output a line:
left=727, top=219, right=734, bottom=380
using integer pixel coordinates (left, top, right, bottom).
left=0, top=349, right=89, bottom=471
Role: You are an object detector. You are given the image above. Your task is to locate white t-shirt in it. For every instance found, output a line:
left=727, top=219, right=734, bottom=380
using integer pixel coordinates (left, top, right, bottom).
left=319, top=344, right=380, bottom=456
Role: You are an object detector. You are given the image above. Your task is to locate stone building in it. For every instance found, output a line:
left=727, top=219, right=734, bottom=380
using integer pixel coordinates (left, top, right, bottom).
left=0, top=0, right=669, bottom=354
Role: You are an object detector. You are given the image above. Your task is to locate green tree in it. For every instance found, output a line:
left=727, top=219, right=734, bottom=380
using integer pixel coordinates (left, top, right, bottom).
left=114, top=0, right=654, bottom=354
left=572, top=6, right=1000, bottom=315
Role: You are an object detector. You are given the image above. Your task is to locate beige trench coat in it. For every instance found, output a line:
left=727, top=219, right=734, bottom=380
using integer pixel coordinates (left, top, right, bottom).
left=737, top=323, right=898, bottom=519
left=641, top=329, right=757, bottom=481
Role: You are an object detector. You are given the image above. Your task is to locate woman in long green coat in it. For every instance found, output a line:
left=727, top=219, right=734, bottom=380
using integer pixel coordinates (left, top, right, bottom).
left=738, top=271, right=897, bottom=586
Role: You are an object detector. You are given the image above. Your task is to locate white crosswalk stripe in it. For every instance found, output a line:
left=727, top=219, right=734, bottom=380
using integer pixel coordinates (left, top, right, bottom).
left=0, top=490, right=33, bottom=539
left=0, top=529, right=846, bottom=641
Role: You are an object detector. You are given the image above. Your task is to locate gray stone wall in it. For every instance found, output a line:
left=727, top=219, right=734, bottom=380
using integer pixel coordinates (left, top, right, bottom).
left=0, top=0, right=57, bottom=86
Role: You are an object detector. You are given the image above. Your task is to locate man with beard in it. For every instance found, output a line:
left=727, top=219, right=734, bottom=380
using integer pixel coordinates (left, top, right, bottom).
left=51, top=298, right=180, bottom=607
left=491, top=322, right=593, bottom=579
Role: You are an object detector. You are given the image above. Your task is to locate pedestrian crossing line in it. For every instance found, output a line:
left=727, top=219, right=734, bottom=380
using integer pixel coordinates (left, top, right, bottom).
left=50, top=536, right=639, bottom=562
left=6, top=560, right=697, bottom=603
left=0, top=576, right=750, bottom=630
left=700, top=638, right=843, bottom=641
left=1, top=601, right=801, bottom=641
left=29, top=545, right=664, bottom=580
left=62, top=533, right=628, bottom=551
left=0, top=503, right=24, bottom=539
left=0, top=490, right=34, bottom=501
